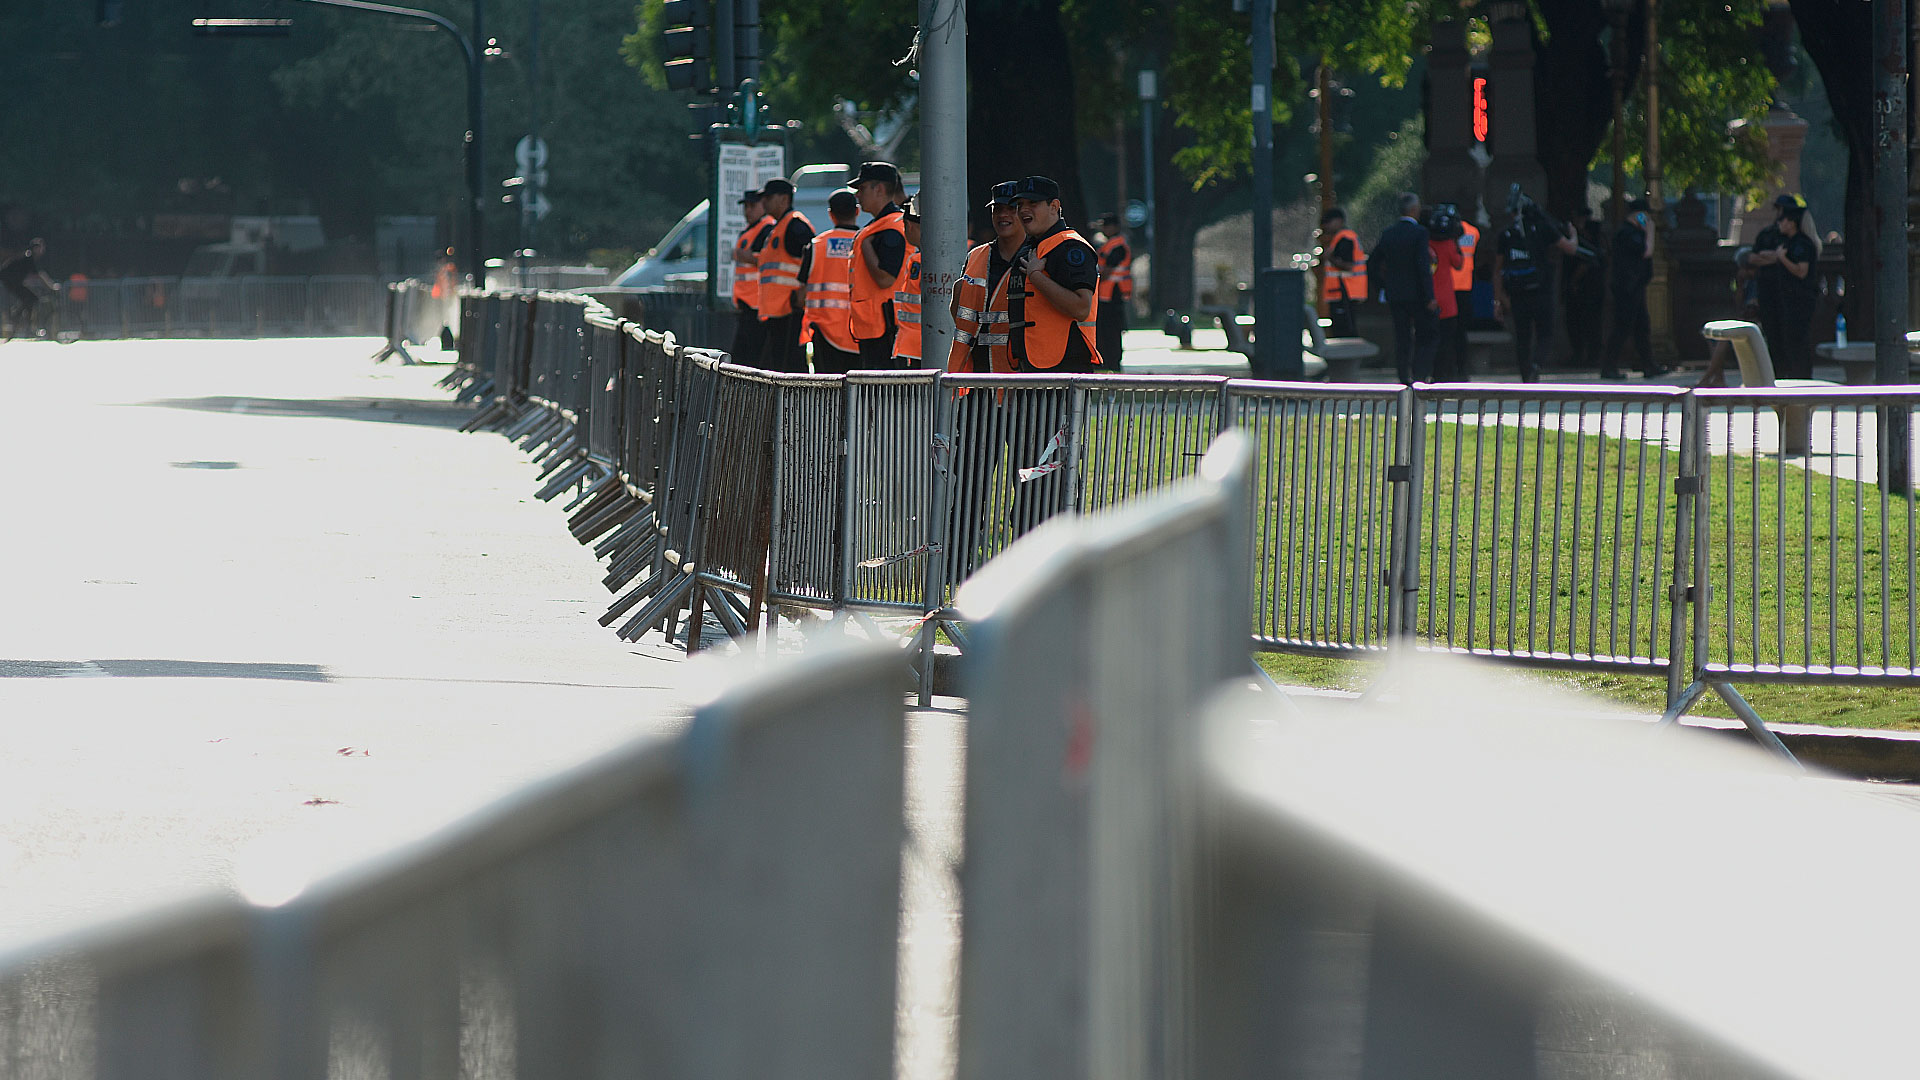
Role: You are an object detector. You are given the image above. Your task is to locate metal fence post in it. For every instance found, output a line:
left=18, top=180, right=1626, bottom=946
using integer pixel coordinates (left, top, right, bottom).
left=1664, top=390, right=1703, bottom=713
left=1390, top=387, right=1424, bottom=639
left=1067, top=380, right=1090, bottom=512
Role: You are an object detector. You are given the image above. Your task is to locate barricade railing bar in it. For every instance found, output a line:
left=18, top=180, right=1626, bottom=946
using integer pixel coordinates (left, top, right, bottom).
left=450, top=287, right=1920, bottom=750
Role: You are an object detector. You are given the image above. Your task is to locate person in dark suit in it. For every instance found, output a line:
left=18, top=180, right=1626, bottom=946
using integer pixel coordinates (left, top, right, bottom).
left=1368, top=192, right=1438, bottom=384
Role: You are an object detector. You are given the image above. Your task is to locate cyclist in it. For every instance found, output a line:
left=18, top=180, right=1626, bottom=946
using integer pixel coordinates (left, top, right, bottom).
left=1, top=238, right=58, bottom=336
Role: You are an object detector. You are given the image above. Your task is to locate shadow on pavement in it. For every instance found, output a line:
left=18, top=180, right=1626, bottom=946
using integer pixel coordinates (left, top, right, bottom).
left=129, top=396, right=475, bottom=428
left=0, top=659, right=331, bottom=682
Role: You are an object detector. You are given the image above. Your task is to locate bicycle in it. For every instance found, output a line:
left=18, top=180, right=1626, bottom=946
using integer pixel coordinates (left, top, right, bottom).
left=1, top=284, right=75, bottom=343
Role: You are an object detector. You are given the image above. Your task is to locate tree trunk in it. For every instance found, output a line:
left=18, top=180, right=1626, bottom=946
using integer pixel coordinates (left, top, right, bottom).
left=1790, top=0, right=1874, bottom=324
left=965, top=0, right=1088, bottom=230
left=1532, top=0, right=1637, bottom=220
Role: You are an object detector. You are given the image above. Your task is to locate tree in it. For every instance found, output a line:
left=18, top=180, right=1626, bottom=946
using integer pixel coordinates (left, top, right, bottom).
left=1788, top=0, right=1871, bottom=322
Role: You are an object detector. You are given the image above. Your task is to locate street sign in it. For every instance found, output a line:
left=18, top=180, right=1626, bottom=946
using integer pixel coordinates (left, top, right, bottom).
left=526, top=193, right=552, bottom=221
left=515, top=135, right=549, bottom=172
left=712, top=142, right=788, bottom=300
left=1124, top=200, right=1149, bottom=228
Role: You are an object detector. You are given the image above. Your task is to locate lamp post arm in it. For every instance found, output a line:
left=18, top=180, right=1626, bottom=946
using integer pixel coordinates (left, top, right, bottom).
left=286, top=0, right=474, bottom=66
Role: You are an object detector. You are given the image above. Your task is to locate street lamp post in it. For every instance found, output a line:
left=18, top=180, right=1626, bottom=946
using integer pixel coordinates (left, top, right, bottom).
left=1644, top=0, right=1676, bottom=365
left=1138, top=69, right=1157, bottom=296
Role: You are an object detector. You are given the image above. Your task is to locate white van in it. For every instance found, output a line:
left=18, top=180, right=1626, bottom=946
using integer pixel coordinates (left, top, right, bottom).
left=609, top=163, right=918, bottom=288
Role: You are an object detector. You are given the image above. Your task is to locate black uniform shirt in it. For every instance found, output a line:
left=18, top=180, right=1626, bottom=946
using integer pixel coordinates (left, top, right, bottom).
left=0, top=252, right=37, bottom=288
left=1758, top=230, right=1819, bottom=303
left=782, top=214, right=815, bottom=284
left=1012, top=219, right=1099, bottom=370
left=868, top=203, right=906, bottom=277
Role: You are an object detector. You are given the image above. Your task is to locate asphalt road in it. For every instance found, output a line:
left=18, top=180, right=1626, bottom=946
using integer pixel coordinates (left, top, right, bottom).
left=0, top=337, right=718, bottom=942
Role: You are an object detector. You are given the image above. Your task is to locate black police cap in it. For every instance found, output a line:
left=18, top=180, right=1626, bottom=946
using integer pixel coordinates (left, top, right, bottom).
left=828, top=188, right=860, bottom=215
left=985, top=180, right=1019, bottom=208
left=1011, top=175, right=1061, bottom=203
left=737, top=188, right=762, bottom=204
left=760, top=178, right=796, bottom=197
left=852, top=161, right=901, bottom=188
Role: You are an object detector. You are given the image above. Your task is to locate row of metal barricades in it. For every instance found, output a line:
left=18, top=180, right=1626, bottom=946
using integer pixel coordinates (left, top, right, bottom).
left=449, top=289, right=1920, bottom=743
left=35, top=275, right=386, bottom=339
left=0, top=430, right=1901, bottom=1080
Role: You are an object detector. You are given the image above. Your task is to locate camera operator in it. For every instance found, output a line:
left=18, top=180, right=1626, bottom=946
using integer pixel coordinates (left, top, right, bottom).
left=1425, top=203, right=1466, bottom=381
left=1493, top=186, right=1577, bottom=382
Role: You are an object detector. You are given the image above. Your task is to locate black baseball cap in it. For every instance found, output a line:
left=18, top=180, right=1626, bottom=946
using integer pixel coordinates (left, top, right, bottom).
left=852, top=161, right=901, bottom=188
left=1011, top=175, right=1061, bottom=202
left=737, top=188, right=762, bottom=204
left=1098, top=212, right=1121, bottom=228
left=828, top=188, right=860, bottom=216
left=760, top=177, right=795, bottom=197
left=985, top=180, right=1019, bottom=208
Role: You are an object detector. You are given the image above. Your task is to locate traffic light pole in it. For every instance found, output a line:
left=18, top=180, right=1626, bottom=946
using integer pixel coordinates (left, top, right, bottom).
left=284, top=0, right=487, bottom=285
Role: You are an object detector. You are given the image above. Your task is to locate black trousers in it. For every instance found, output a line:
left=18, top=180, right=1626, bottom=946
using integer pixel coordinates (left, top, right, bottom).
left=1095, top=296, right=1128, bottom=365
left=758, top=313, right=803, bottom=373
left=810, top=340, right=860, bottom=375
left=1431, top=316, right=1462, bottom=381
left=1761, top=296, right=1816, bottom=380
left=857, top=330, right=898, bottom=369
left=729, top=301, right=766, bottom=366
left=1327, top=297, right=1357, bottom=338
left=1565, top=296, right=1606, bottom=374
left=1506, top=288, right=1551, bottom=381
left=1603, top=285, right=1653, bottom=376
left=1388, top=300, right=1439, bottom=384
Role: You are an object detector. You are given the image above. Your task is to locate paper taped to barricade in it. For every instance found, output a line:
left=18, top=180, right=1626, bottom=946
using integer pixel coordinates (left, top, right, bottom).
left=858, top=542, right=943, bottom=570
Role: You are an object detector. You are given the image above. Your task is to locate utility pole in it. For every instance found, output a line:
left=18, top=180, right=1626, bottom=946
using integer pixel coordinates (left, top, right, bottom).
left=1316, top=60, right=1333, bottom=313
left=917, top=0, right=966, bottom=369
left=524, top=0, right=540, bottom=270
left=1250, top=0, right=1282, bottom=374
left=1874, top=0, right=1910, bottom=491
left=1138, top=69, right=1157, bottom=292
left=1644, top=0, right=1675, bottom=365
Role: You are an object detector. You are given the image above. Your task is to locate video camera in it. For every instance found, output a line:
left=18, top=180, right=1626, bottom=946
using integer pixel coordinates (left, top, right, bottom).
left=1425, top=202, right=1464, bottom=242
left=1505, top=183, right=1564, bottom=237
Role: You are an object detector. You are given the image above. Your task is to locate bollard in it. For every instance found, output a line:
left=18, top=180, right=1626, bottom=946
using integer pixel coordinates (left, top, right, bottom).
left=1252, top=267, right=1305, bottom=380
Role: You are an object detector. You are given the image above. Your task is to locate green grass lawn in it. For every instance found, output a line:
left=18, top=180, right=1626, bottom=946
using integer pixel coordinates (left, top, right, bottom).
left=1250, top=406, right=1920, bottom=731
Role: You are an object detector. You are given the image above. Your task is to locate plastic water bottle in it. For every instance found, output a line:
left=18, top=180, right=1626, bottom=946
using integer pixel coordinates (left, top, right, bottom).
left=1836, top=311, right=1848, bottom=347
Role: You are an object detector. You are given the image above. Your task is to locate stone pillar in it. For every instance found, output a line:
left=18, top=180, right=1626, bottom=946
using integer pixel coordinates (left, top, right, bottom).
left=1482, top=1, right=1547, bottom=220
left=1422, top=19, right=1483, bottom=215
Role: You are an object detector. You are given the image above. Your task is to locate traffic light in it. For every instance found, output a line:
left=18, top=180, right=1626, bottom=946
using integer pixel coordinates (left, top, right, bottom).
left=660, top=0, right=714, bottom=94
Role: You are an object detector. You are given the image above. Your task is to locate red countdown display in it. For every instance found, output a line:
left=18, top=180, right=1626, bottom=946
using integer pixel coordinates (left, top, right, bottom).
left=1473, top=77, right=1489, bottom=143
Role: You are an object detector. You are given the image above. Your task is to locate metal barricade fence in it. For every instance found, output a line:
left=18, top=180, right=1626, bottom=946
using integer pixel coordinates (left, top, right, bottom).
left=118, top=276, right=174, bottom=336
left=1407, top=385, right=1690, bottom=686
left=1076, top=375, right=1229, bottom=513
left=253, top=276, right=312, bottom=335
left=585, top=314, right=625, bottom=464
left=0, top=643, right=909, bottom=1080
left=690, top=365, right=782, bottom=637
left=954, top=432, right=1252, bottom=1080
left=769, top=372, right=847, bottom=611
left=1677, top=387, right=1920, bottom=721
left=843, top=371, right=942, bottom=613
left=1228, top=380, right=1410, bottom=655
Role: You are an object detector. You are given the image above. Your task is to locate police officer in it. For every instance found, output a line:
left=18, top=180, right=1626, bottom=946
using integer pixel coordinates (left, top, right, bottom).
left=1317, top=207, right=1366, bottom=338
left=1094, top=212, right=1132, bottom=367
left=804, top=188, right=862, bottom=374
left=753, top=177, right=815, bottom=373
left=948, top=180, right=1023, bottom=375
left=893, top=195, right=925, bottom=367
left=1603, top=199, right=1659, bottom=379
left=729, top=189, right=775, bottom=364
left=1492, top=186, right=1577, bottom=382
left=1561, top=204, right=1609, bottom=376
left=1452, top=213, right=1480, bottom=375
left=848, top=161, right=910, bottom=367
left=1008, top=175, right=1101, bottom=372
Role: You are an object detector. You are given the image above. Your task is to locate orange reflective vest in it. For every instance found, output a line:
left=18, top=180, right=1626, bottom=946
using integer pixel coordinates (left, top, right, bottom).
left=1096, top=235, right=1132, bottom=302
left=732, top=216, right=772, bottom=309
left=892, top=246, right=923, bottom=362
left=66, top=273, right=89, bottom=303
left=1010, top=228, right=1101, bottom=371
left=1453, top=220, right=1479, bottom=293
left=756, top=210, right=812, bottom=320
left=850, top=207, right=905, bottom=341
left=947, top=242, right=1012, bottom=373
left=1322, top=227, right=1367, bottom=302
left=803, top=226, right=859, bottom=354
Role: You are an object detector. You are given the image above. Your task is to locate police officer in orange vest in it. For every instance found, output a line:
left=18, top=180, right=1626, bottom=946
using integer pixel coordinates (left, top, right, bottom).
left=804, top=189, right=862, bottom=374
left=754, top=177, right=815, bottom=373
left=1093, top=212, right=1131, bottom=367
left=730, top=189, right=775, bottom=365
left=892, top=195, right=925, bottom=367
left=947, top=180, right=1023, bottom=375
left=848, top=161, right=909, bottom=367
left=1318, top=207, right=1366, bottom=338
left=1008, top=175, right=1101, bottom=372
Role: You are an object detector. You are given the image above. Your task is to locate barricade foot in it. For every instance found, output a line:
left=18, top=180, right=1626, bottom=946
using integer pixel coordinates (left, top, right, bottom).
left=534, top=459, right=595, bottom=502
left=1710, top=683, right=1804, bottom=769
left=563, top=473, right=618, bottom=514
left=601, top=570, right=666, bottom=627
left=616, top=574, right=695, bottom=641
left=1656, top=680, right=1710, bottom=727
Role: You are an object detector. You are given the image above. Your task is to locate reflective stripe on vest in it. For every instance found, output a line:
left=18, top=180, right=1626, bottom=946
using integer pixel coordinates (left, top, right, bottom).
left=1009, top=228, right=1101, bottom=371
left=1322, top=228, right=1367, bottom=302
left=756, top=210, right=813, bottom=319
left=803, top=227, right=859, bottom=354
left=731, top=217, right=772, bottom=308
left=892, top=247, right=923, bottom=361
left=850, top=208, right=905, bottom=341
left=1453, top=221, right=1479, bottom=292
left=1096, top=236, right=1132, bottom=302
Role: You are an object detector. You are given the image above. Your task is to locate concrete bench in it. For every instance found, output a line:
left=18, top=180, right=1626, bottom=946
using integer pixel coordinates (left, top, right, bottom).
left=1702, top=319, right=1810, bottom=454
left=1465, top=328, right=1514, bottom=376
left=1302, top=303, right=1379, bottom=382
